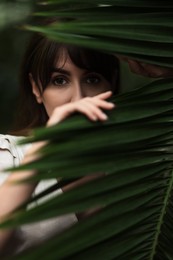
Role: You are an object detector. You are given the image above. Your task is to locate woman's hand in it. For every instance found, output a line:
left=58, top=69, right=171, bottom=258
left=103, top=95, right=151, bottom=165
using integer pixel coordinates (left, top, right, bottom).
left=46, top=91, right=115, bottom=219
left=47, top=91, right=115, bottom=127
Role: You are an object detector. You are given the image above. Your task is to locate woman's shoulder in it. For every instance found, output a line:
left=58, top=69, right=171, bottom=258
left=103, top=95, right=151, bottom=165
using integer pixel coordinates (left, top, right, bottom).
left=0, top=134, right=31, bottom=170
left=0, top=134, right=24, bottom=146
left=0, top=134, right=30, bottom=156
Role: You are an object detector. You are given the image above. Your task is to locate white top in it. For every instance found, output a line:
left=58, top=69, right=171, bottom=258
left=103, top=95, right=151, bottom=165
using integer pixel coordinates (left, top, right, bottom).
left=0, top=134, right=77, bottom=255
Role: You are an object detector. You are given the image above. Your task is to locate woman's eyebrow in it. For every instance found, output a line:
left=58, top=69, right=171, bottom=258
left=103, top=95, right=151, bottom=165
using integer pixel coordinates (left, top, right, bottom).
left=51, top=68, right=71, bottom=76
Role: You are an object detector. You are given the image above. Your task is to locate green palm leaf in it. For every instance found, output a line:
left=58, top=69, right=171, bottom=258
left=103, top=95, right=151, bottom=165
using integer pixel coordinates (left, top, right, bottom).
left=44, top=0, right=173, bottom=8
left=1, top=1, right=173, bottom=259
left=1, top=79, right=173, bottom=259
left=26, top=1, right=173, bottom=67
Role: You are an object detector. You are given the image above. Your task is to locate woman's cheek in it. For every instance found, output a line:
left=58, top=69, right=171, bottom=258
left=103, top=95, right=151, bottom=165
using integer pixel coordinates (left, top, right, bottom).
left=42, top=88, right=72, bottom=116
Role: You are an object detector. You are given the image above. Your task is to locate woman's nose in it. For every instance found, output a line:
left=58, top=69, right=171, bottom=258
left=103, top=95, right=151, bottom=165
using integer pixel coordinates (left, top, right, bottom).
left=71, top=84, right=85, bottom=101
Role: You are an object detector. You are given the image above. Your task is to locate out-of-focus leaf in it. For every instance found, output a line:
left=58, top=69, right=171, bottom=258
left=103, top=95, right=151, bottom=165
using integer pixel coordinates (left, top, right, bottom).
left=1, top=78, right=173, bottom=259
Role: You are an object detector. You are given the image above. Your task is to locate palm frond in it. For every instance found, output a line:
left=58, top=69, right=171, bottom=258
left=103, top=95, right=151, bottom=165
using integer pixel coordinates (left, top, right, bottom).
left=1, top=79, right=173, bottom=259
left=1, top=1, right=173, bottom=259
left=44, top=0, right=173, bottom=8
left=26, top=1, right=173, bottom=67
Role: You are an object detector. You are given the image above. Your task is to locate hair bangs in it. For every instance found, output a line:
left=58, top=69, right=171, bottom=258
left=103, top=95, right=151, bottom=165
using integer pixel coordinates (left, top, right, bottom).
left=67, top=46, right=119, bottom=85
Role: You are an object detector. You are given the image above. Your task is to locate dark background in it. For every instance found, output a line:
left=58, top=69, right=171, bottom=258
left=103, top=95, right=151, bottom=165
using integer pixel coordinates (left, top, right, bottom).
left=0, top=0, right=35, bottom=133
left=0, top=28, right=31, bottom=133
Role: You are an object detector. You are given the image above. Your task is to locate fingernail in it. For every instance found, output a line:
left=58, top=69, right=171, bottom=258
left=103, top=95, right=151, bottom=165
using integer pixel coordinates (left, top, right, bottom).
left=102, top=113, right=108, bottom=120
left=92, top=116, right=97, bottom=121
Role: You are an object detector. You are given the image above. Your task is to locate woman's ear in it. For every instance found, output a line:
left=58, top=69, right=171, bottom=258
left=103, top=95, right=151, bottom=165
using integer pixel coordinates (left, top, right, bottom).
left=29, top=73, right=43, bottom=104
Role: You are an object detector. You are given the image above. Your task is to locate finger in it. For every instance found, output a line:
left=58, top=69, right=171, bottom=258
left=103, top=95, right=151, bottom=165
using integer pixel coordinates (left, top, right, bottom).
left=86, top=99, right=115, bottom=114
left=47, top=102, right=100, bottom=126
left=80, top=100, right=109, bottom=121
left=47, top=92, right=114, bottom=126
left=47, top=104, right=77, bottom=126
left=87, top=98, right=115, bottom=110
left=94, top=91, right=113, bottom=100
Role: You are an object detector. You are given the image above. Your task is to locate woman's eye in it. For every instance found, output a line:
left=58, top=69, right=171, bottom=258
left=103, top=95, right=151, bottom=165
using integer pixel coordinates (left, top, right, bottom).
left=52, top=76, right=68, bottom=86
left=85, top=74, right=101, bottom=84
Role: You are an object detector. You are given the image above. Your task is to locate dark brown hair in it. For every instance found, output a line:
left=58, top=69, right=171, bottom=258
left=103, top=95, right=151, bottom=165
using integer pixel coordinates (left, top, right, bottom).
left=13, top=30, right=119, bottom=135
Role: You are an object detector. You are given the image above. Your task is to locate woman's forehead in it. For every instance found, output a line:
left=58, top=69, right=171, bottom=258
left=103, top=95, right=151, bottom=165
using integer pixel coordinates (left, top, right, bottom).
left=54, top=50, right=74, bottom=68
left=54, top=47, right=69, bottom=67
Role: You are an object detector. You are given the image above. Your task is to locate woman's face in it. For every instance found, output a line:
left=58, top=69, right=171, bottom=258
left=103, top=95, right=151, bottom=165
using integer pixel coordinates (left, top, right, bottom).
left=31, top=55, right=112, bottom=117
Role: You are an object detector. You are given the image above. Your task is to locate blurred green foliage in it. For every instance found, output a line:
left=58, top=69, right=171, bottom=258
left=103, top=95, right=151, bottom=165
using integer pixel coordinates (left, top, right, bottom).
left=0, top=0, right=34, bottom=133
left=0, top=0, right=32, bottom=29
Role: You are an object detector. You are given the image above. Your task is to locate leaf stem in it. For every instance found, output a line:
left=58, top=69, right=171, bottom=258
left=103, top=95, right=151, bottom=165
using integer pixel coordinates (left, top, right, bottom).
left=150, top=169, right=173, bottom=259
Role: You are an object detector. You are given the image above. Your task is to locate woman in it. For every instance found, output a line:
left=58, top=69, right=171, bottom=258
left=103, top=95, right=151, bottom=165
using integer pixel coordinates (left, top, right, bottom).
left=0, top=30, right=119, bottom=256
